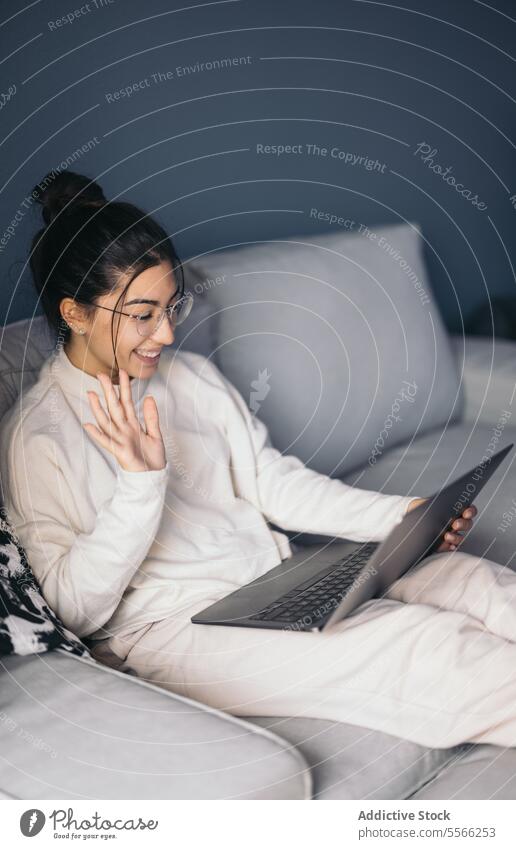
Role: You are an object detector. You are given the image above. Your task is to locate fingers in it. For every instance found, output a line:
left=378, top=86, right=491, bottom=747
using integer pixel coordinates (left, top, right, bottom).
left=82, top=421, right=113, bottom=452
left=97, top=372, right=126, bottom=429
left=118, top=368, right=138, bottom=425
left=444, top=531, right=463, bottom=545
left=86, top=390, right=113, bottom=436
left=442, top=506, right=477, bottom=549
left=451, top=517, right=472, bottom=532
left=440, top=506, right=478, bottom=550
left=425, top=505, right=478, bottom=556
left=142, top=395, right=162, bottom=440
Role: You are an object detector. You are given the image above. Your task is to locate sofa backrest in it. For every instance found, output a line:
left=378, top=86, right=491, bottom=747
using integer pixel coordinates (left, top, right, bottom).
left=0, top=224, right=464, bottom=481
left=0, top=317, right=55, bottom=426
left=187, top=223, right=464, bottom=477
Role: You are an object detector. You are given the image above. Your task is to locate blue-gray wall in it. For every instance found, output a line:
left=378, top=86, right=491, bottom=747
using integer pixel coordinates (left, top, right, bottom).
left=1, top=0, right=515, bottom=333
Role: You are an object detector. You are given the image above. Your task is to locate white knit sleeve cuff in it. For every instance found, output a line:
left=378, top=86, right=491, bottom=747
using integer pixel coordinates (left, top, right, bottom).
left=116, top=460, right=169, bottom=491
left=393, top=494, right=421, bottom=525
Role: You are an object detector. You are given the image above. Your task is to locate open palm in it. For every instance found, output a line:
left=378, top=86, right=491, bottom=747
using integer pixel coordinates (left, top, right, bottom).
left=82, top=368, right=166, bottom=473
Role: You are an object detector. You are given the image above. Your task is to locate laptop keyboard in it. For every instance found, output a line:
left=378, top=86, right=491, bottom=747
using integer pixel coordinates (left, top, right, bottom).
left=249, top=541, right=379, bottom=625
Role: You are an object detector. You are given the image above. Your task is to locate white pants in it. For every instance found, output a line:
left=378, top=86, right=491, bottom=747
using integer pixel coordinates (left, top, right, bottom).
left=92, top=550, right=516, bottom=749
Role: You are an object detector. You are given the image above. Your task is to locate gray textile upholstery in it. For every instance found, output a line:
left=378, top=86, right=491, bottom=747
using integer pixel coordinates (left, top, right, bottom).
left=450, top=334, right=516, bottom=429
left=1, top=239, right=515, bottom=796
left=250, top=718, right=516, bottom=800
left=247, top=716, right=467, bottom=800
left=409, top=745, right=516, bottom=799
left=340, top=420, right=516, bottom=569
left=0, top=317, right=55, bottom=429
left=3, top=644, right=514, bottom=800
left=187, top=224, right=463, bottom=477
left=0, top=651, right=310, bottom=800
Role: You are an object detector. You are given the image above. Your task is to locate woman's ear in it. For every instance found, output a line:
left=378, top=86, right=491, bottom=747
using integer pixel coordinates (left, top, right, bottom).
left=59, top=297, right=90, bottom=334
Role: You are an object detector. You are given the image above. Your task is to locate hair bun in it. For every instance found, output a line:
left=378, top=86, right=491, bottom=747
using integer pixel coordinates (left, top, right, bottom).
left=32, top=170, right=107, bottom=226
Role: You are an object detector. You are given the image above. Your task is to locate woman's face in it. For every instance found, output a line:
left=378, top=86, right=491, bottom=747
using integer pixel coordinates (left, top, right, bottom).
left=63, top=260, right=178, bottom=382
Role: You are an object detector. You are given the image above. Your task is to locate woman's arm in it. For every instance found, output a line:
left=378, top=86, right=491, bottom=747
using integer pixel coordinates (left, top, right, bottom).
left=3, top=367, right=169, bottom=639
left=199, top=356, right=477, bottom=548
left=212, top=363, right=416, bottom=542
left=240, top=395, right=476, bottom=546
left=5, top=433, right=168, bottom=639
left=247, top=410, right=414, bottom=541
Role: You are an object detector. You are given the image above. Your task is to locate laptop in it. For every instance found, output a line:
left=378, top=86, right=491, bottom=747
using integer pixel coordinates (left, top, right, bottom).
left=192, top=443, right=513, bottom=632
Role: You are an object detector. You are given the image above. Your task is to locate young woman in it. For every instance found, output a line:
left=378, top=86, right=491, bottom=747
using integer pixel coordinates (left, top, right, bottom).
left=3, top=170, right=516, bottom=751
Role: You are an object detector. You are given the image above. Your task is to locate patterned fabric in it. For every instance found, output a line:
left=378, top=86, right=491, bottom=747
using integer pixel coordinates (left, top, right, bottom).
left=0, top=507, right=90, bottom=658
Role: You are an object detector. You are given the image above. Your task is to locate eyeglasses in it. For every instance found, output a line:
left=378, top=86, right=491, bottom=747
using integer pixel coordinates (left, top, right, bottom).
left=94, top=291, right=194, bottom=337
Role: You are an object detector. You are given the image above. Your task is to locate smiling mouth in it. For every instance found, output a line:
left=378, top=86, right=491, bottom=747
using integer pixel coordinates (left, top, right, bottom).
left=133, top=348, right=161, bottom=363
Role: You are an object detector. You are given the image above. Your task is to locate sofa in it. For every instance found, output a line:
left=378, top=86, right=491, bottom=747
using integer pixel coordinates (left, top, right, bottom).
left=1, top=221, right=516, bottom=799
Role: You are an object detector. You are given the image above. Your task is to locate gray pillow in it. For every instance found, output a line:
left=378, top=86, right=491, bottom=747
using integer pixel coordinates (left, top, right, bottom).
left=188, top=224, right=463, bottom=477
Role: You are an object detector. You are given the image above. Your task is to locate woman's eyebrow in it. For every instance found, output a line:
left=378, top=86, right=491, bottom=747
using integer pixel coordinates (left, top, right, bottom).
left=124, top=288, right=180, bottom=307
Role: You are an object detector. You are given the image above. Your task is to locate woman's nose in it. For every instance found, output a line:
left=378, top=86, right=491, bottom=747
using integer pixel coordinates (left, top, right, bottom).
left=152, top=314, right=175, bottom=345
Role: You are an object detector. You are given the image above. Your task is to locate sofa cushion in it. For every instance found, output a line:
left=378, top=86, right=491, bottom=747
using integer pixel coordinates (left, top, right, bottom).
left=0, top=650, right=310, bottom=800
left=188, top=223, right=463, bottom=477
left=409, top=743, right=516, bottom=799
left=0, top=511, right=89, bottom=659
left=451, top=334, right=516, bottom=429
left=0, top=316, right=55, bottom=427
left=248, top=716, right=466, bottom=800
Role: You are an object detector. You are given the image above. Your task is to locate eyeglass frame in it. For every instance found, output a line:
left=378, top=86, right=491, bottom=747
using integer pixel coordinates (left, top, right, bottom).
left=91, top=290, right=194, bottom=335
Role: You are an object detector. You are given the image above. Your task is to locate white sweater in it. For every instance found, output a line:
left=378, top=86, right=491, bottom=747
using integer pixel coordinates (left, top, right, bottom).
left=0, top=343, right=416, bottom=640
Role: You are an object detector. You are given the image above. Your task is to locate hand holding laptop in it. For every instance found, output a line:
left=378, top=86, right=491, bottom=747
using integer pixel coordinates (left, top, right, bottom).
left=193, top=444, right=510, bottom=632
left=406, top=498, right=477, bottom=551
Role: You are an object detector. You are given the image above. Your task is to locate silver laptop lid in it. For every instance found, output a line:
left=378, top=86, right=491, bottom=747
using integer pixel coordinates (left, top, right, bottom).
left=323, top=442, right=514, bottom=629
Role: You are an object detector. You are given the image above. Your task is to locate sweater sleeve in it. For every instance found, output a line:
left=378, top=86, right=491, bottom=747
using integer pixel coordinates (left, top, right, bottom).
left=213, top=366, right=418, bottom=542
left=251, top=415, right=414, bottom=541
left=5, top=433, right=169, bottom=639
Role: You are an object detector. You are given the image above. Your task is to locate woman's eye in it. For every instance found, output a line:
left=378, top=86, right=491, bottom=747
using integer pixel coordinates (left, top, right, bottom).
left=133, top=313, right=153, bottom=322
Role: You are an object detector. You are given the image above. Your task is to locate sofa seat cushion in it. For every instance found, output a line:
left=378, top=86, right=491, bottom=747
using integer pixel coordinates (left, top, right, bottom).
left=247, top=716, right=466, bottom=800
left=0, top=650, right=310, bottom=800
left=409, top=744, right=516, bottom=799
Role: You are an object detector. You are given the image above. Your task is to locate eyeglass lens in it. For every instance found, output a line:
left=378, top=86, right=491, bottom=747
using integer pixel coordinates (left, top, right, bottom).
left=137, top=294, right=193, bottom=336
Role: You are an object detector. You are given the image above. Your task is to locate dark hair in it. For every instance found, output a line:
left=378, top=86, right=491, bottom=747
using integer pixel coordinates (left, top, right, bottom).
left=29, top=170, right=184, bottom=363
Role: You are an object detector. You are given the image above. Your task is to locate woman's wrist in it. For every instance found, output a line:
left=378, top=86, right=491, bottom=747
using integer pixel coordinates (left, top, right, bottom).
left=119, top=461, right=167, bottom=473
left=406, top=497, right=427, bottom=514
left=117, top=460, right=169, bottom=484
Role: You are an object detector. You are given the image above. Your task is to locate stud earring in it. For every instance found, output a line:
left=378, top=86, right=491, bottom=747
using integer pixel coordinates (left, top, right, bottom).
left=65, top=321, right=85, bottom=335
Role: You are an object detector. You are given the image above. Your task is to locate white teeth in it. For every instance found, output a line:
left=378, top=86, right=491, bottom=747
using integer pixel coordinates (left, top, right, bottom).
left=135, top=349, right=160, bottom=358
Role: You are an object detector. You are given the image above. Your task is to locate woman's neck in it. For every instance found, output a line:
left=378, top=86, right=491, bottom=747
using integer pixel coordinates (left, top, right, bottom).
left=63, top=340, right=127, bottom=384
